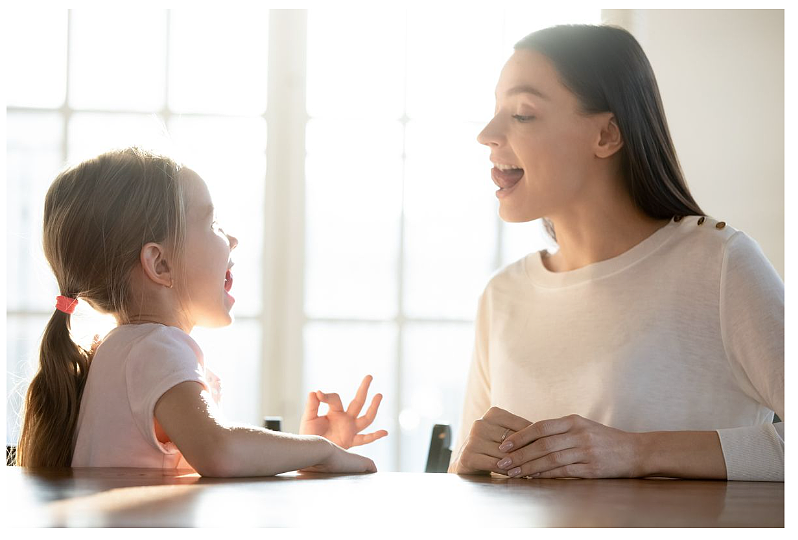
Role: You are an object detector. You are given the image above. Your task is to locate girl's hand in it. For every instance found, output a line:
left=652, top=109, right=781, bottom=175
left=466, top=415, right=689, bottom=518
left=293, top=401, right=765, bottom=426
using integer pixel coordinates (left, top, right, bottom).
left=495, top=414, right=642, bottom=478
left=300, top=440, right=377, bottom=474
left=299, top=375, right=388, bottom=449
left=450, top=407, right=532, bottom=475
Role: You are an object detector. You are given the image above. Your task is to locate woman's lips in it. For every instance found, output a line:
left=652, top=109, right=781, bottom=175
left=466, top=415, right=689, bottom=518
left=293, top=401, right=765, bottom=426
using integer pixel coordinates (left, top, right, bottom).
left=491, top=167, right=524, bottom=190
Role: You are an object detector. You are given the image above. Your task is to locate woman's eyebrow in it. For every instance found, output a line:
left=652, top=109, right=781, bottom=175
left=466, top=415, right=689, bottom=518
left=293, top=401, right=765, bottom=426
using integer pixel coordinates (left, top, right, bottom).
left=503, top=85, right=550, bottom=100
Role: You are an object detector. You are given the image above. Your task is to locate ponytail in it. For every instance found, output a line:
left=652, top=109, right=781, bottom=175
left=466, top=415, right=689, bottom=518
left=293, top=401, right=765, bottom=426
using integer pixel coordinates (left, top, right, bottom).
left=17, top=307, right=94, bottom=467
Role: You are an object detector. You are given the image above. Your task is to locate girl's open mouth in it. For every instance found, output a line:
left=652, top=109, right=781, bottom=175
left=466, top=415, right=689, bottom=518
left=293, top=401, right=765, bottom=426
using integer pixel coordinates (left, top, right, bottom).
left=224, top=269, right=233, bottom=293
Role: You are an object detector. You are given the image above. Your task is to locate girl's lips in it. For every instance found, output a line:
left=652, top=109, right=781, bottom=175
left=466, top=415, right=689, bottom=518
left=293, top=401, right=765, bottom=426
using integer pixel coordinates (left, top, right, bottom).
left=491, top=167, right=524, bottom=190
left=224, top=269, right=233, bottom=292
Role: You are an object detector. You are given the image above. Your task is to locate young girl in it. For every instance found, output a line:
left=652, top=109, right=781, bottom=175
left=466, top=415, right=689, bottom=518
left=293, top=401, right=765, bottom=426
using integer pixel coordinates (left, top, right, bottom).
left=17, top=147, right=387, bottom=475
left=450, top=25, right=784, bottom=481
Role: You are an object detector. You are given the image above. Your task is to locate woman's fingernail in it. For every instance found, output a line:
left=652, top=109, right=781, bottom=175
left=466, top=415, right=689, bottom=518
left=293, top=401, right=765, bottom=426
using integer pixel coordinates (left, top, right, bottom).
left=530, top=473, right=540, bottom=478
left=508, top=467, right=522, bottom=477
left=498, top=441, right=513, bottom=452
left=497, top=457, right=512, bottom=469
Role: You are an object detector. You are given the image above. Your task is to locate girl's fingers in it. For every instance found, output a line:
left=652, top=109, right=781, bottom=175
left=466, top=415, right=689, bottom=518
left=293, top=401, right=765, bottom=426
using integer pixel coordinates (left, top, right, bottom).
left=316, top=390, right=345, bottom=412
left=301, top=391, right=320, bottom=422
left=351, top=430, right=389, bottom=447
left=346, top=375, right=373, bottom=416
left=355, top=393, right=382, bottom=430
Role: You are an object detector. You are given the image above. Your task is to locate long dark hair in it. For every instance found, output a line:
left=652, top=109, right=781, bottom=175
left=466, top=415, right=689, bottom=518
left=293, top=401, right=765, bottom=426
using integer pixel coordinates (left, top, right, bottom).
left=515, top=25, right=703, bottom=237
left=17, top=147, right=187, bottom=467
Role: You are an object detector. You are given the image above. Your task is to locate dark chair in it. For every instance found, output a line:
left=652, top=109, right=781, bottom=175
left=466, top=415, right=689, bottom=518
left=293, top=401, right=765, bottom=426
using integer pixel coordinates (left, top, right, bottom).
left=425, top=424, right=452, bottom=473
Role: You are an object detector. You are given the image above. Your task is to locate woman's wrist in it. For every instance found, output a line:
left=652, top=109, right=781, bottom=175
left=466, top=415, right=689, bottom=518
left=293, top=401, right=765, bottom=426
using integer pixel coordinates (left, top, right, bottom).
left=634, top=430, right=727, bottom=479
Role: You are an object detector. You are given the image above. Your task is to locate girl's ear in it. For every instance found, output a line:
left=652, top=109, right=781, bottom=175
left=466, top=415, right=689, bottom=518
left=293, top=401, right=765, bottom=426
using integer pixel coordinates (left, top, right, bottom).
left=595, top=114, right=624, bottom=159
left=140, top=242, right=173, bottom=288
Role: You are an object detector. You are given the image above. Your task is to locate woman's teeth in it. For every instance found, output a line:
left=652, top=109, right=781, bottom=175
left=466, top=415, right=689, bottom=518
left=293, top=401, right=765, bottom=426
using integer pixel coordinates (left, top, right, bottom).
left=495, top=163, right=522, bottom=171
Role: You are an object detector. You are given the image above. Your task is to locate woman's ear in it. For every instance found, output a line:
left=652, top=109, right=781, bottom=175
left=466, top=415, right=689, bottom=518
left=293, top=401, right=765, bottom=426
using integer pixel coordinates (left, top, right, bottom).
left=595, top=114, right=624, bottom=159
left=140, top=242, right=173, bottom=289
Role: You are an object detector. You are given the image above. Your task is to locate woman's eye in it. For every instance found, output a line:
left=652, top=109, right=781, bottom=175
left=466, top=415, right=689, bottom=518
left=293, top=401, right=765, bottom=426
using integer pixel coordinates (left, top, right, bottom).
left=513, top=114, right=535, bottom=122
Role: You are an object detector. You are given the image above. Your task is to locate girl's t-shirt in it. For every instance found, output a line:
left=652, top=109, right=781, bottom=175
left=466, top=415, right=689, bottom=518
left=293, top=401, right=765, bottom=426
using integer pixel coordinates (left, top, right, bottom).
left=72, top=323, right=221, bottom=469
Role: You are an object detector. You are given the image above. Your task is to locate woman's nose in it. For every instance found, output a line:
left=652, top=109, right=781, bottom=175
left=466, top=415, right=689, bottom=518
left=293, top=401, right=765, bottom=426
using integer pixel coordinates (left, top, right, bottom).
left=477, top=116, right=502, bottom=147
left=227, top=233, right=239, bottom=250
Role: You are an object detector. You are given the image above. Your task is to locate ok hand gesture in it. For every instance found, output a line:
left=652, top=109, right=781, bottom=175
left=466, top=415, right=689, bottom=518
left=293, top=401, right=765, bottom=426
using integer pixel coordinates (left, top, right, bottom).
left=299, top=375, right=388, bottom=449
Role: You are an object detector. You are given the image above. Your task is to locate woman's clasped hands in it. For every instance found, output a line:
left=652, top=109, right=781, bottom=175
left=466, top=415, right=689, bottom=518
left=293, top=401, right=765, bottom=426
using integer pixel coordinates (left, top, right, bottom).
left=452, top=407, right=642, bottom=479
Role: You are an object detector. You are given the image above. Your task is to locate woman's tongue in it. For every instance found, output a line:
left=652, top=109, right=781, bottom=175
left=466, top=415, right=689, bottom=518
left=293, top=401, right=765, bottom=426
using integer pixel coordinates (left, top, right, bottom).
left=493, top=167, right=524, bottom=189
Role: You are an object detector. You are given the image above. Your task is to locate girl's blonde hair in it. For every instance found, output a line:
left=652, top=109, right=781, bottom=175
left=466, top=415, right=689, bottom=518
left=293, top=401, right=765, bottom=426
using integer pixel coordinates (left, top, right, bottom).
left=17, top=147, right=187, bottom=467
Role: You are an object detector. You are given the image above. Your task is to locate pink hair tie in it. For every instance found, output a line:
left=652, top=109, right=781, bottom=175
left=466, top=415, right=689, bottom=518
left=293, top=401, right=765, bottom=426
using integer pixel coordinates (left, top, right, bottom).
left=55, top=295, right=78, bottom=315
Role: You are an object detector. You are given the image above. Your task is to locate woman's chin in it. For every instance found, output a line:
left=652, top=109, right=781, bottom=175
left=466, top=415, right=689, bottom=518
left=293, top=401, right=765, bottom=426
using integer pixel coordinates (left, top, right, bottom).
left=498, top=204, right=541, bottom=223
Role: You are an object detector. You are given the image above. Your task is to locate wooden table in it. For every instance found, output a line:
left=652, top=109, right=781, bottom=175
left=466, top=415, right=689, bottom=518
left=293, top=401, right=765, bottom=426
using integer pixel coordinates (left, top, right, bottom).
left=2, top=466, right=783, bottom=527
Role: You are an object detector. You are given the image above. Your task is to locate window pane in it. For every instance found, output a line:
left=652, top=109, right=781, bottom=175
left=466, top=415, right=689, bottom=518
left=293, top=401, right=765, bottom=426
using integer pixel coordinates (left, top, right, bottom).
left=400, top=322, right=473, bottom=472
left=306, top=8, right=405, bottom=120
left=6, top=10, right=67, bottom=108
left=501, top=219, right=554, bottom=267
left=69, top=9, right=166, bottom=111
left=303, top=322, right=397, bottom=470
left=6, top=315, right=50, bottom=445
left=168, top=115, right=267, bottom=317
left=406, top=7, right=504, bottom=122
left=403, top=120, right=497, bottom=319
left=67, top=112, right=173, bottom=164
left=304, top=119, right=403, bottom=319
left=191, top=320, right=262, bottom=426
left=6, top=112, right=64, bottom=312
left=169, top=9, right=269, bottom=115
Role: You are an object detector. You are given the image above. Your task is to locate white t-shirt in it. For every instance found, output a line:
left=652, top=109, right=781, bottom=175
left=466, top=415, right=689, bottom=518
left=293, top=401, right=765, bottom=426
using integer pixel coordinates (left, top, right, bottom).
left=454, top=216, right=784, bottom=481
left=72, top=323, right=221, bottom=469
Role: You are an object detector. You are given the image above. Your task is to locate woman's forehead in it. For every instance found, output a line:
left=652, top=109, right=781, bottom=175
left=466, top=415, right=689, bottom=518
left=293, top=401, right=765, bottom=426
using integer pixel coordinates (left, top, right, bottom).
left=496, top=49, right=563, bottom=99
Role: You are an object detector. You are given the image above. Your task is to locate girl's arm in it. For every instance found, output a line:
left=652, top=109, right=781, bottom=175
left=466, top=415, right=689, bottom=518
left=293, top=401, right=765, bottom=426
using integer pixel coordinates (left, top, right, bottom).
left=154, top=381, right=376, bottom=477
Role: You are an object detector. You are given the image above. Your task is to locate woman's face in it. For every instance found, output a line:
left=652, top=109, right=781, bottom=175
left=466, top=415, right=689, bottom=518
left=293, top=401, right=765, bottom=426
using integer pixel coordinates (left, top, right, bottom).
left=478, top=49, right=603, bottom=223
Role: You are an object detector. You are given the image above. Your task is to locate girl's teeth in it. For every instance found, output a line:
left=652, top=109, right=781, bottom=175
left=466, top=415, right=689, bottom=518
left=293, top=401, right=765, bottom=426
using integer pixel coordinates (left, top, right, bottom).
left=496, top=164, right=521, bottom=171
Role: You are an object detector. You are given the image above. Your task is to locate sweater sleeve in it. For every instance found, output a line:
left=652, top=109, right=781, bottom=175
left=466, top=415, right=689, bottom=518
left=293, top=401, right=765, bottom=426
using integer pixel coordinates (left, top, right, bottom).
left=717, top=232, right=784, bottom=481
left=451, top=291, right=493, bottom=467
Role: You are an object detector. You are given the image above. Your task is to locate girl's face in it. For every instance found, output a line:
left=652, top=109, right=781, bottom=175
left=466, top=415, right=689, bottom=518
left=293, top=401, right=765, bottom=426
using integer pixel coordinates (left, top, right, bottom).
left=179, top=169, right=238, bottom=328
left=477, top=49, right=602, bottom=223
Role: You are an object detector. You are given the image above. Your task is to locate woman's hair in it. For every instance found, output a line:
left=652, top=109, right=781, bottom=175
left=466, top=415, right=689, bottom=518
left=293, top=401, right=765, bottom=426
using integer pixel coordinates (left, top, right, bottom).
left=514, top=25, right=704, bottom=239
left=16, top=147, right=187, bottom=467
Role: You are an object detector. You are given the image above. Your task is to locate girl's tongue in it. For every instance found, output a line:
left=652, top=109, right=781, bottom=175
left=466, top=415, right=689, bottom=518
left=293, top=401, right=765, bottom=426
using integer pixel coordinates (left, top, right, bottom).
left=224, top=269, right=233, bottom=292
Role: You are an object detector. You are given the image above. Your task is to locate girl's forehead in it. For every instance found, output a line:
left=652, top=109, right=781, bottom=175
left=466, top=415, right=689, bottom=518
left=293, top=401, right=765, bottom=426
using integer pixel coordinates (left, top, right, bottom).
left=180, top=168, right=213, bottom=210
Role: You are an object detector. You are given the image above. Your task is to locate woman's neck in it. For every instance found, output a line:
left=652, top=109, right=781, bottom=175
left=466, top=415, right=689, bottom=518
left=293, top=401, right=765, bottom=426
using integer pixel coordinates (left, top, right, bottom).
left=543, top=188, right=671, bottom=273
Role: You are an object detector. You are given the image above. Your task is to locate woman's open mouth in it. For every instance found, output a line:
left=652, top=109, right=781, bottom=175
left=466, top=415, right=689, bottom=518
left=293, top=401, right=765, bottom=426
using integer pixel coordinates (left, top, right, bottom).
left=491, top=163, right=524, bottom=193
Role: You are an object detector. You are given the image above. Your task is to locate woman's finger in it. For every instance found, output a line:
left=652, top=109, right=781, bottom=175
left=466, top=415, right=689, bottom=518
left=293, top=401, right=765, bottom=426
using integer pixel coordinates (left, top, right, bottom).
left=499, top=414, right=577, bottom=453
left=482, top=406, right=533, bottom=433
left=346, top=374, right=373, bottom=416
left=456, top=451, right=517, bottom=475
left=532, top=463, right=594, bottom=479
left=506, top=447, right=585, bottom=478
left=497, top=433, right=578, bottom=471
left=355, top=393, right=382, bottom=430
left=316, top=390, right=345, bottom=412
left=351, top=429, right=389, bottom=447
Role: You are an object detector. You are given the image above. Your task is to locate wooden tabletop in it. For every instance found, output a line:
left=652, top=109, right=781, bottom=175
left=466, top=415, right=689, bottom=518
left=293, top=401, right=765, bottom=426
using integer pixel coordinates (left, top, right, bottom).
left=2, top=466, right=783, bottom=527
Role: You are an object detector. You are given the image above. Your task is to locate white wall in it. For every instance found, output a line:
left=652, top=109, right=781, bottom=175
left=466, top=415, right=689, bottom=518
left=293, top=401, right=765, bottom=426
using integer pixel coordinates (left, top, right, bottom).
left=603, top=9, right=784, bottom=278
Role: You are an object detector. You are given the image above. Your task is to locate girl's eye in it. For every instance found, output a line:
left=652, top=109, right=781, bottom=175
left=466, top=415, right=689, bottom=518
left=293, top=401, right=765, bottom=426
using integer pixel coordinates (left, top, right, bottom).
left=513, top=114, right=535, bottom=122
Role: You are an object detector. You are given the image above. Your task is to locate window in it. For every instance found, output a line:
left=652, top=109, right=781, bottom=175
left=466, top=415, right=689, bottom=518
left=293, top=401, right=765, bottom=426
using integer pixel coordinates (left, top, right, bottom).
left=6, top=7, right=600, bottom=470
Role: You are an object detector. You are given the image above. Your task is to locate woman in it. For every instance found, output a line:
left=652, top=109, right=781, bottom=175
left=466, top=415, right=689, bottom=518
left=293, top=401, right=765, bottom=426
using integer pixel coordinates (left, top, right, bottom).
left=448, top=25, right=783, bottom=481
